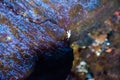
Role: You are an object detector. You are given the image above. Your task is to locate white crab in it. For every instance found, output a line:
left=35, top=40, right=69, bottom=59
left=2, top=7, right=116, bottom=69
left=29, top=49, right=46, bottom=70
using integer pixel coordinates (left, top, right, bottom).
left=66, top=30, right=71, bottom=39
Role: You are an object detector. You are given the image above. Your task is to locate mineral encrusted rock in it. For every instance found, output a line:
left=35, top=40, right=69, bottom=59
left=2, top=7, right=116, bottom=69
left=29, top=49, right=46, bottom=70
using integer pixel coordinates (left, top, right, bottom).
left=0, top=0, right=119, bottom=79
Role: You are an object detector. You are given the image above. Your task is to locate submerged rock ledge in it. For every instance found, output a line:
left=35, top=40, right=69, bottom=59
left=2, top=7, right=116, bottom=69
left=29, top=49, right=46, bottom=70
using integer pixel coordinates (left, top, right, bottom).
left=0, top=0, right=119, bottom=80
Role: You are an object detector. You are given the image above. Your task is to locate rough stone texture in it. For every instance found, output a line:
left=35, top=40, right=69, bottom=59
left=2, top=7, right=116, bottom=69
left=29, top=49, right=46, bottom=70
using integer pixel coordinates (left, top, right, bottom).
left=69, top=7, right=120, bottom=80
left=0, top=0, right=120, bottom=80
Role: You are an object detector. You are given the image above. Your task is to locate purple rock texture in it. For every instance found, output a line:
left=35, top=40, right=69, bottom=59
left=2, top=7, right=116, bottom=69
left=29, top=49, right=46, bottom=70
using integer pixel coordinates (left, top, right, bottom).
left=0, top=0, right=119, bottom=79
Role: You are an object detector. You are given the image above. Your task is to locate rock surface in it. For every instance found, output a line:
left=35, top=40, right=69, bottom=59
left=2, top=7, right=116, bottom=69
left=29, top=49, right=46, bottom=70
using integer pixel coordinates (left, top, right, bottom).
left=0, top=0, right=119, bottom=79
